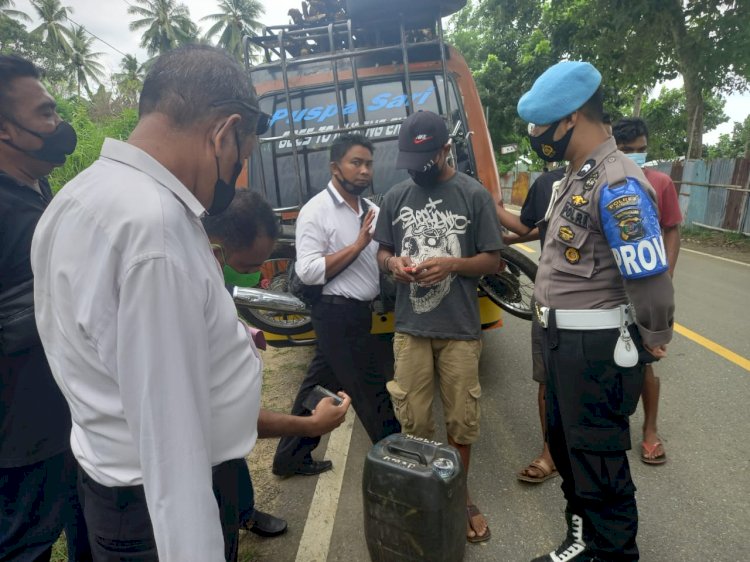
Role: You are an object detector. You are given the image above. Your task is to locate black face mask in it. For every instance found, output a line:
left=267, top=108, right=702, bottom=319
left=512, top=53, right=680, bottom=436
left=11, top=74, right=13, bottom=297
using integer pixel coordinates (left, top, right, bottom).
left=208, top=130, right=242, bottom=215
left=529, top=120, right=574, bottom=162
left=2, top=119, right=78, bottom=164
left=334, top=165, right=370, bottom=196
left=408, top=158, right=443, bottom=187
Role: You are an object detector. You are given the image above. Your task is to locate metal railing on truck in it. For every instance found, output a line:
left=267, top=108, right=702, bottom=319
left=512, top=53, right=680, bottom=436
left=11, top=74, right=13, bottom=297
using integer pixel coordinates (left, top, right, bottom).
left=242, top=14, right=456, bottom=207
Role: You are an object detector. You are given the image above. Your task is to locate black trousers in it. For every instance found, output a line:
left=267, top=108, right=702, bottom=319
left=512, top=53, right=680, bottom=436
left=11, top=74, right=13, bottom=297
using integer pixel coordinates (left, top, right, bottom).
left=0, top=449, right=91, bottom=562
left=542, top=319, right=647, bottom=562
left=273, top=300, right=400, bottom=472
left=78, top=459, right=244, bottom=562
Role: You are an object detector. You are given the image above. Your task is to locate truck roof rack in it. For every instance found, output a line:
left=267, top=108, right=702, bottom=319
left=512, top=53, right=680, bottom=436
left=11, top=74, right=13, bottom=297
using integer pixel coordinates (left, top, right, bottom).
left=242, top=13, right=455, bottom=206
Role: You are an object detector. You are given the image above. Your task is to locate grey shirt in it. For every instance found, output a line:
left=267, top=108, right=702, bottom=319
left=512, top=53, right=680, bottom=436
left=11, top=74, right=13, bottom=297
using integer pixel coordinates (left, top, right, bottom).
left=534, top=137, right=674, bottom=348
left=375, top=172, right=503, bottom=340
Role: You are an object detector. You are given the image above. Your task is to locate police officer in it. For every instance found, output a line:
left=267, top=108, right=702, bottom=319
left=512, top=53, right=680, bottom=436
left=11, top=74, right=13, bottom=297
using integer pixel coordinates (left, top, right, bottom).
left=518, top=61, right=675, bottom=561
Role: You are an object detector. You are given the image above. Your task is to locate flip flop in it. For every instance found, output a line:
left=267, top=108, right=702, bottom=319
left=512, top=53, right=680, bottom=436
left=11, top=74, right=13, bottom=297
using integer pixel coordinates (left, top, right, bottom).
left=641, top=440, right=667, bottom=465
left=466, top=504, right=491, bottom=543
left=517, top=457, right=559, bottom=483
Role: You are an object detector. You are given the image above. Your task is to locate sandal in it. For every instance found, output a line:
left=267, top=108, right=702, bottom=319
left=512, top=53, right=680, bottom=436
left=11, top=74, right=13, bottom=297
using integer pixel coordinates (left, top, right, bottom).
left=466, top=504, right=491, bottom=543
left=641, top=440, right=667, bottom=465
left=517, top=457, right=559, bottom=483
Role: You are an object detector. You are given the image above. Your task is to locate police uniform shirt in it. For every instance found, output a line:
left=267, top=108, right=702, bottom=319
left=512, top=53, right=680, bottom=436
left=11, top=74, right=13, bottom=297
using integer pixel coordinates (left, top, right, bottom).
left=533, top=137, right=674, bottom=348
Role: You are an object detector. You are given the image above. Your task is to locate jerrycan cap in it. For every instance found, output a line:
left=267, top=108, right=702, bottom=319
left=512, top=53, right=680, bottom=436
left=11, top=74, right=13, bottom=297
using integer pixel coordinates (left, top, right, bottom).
left=432, top=457, right=455, bottom=479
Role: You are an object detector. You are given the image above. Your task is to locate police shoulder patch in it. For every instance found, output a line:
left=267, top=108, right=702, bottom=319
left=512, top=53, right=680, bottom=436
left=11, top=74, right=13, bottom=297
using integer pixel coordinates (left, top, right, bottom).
left=599, top=177, right=668, bottom=279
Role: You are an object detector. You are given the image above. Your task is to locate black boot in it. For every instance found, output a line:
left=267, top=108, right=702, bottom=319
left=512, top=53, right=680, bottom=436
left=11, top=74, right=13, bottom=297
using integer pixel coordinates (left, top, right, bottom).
left=531, top=512, right=602, bottom=562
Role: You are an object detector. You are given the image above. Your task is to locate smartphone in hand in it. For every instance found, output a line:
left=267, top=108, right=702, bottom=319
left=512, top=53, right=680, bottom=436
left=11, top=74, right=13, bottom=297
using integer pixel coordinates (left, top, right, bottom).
left=302, top=385, right=343, bottom=412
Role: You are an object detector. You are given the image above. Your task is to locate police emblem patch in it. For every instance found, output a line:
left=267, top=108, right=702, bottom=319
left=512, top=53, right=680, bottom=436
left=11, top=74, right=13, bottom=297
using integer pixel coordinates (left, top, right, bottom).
left=558, top=226, right=575, bottom=242
left=564, top=247, right=580, bottom=264
left=542, top=144, right=555, bottom=158
left=560, top=201, right=591, bottom=229
left=577, top=159, right=596, bottom=177
left=571, top=194, right=588, bottom=207
left=583, top=172, right=599, bottom=190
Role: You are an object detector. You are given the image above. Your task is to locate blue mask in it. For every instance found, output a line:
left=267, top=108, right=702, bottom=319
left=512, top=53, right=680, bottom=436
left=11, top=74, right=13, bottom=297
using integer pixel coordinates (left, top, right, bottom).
left=625, top=152, right=647, bottom=168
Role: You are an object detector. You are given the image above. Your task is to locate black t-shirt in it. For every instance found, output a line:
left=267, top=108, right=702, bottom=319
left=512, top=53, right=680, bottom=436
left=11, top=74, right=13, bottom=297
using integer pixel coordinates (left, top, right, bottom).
left=374, top=172, right=503, bottom=339
left=0, top=173, right=71, bottom=467
left=519, top=168, right=565, bottom=252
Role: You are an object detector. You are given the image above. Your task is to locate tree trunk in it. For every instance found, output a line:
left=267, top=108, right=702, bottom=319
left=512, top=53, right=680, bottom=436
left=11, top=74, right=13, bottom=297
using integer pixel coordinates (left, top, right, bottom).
left=632, top=90, right=644, bottom=117
left=683, top=73, right=704, bottom=159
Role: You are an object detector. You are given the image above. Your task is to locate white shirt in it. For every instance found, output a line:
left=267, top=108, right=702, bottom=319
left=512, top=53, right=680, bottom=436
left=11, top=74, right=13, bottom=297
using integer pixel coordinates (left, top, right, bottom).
left=295, top=182, right=380, bottom=301
left=31, top=139, right=262, bottom=561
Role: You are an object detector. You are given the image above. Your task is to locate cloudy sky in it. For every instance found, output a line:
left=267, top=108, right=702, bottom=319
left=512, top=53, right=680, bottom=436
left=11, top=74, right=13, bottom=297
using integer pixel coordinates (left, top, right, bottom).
left=13, top=0, right=749, bottom=143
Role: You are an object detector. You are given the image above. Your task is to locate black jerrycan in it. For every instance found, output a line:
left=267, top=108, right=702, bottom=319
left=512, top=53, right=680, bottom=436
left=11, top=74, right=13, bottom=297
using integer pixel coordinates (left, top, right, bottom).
left=362, top=433, right=466, bottom=562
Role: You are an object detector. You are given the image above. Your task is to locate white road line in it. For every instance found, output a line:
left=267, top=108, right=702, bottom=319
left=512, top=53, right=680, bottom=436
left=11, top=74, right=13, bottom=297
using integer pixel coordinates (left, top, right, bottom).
left=294, top=409, right=355, bottom=562
left=682, top=247, right=750, bottom=266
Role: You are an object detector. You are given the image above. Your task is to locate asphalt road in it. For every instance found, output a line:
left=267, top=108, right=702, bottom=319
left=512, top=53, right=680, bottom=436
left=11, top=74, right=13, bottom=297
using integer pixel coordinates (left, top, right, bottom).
left=248, top=243, right=750, bottom=562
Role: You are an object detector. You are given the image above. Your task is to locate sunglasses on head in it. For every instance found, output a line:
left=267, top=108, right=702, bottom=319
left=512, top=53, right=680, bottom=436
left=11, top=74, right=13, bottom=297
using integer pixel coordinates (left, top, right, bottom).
left=211, top=99, right=271, bottom=136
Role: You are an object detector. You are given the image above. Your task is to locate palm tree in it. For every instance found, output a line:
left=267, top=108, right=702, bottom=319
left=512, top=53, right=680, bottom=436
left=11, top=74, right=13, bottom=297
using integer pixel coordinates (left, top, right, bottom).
left=114, top=54, right=145, bottom=107
left=67, top=25, right=105, bottom=98
left=201, top=0, right=264, bottom=63
left=127, top=0, right=198, bottom=56
left=29, top=0, right=73, bottom=54
left=0, top=0, right=31, bottom=23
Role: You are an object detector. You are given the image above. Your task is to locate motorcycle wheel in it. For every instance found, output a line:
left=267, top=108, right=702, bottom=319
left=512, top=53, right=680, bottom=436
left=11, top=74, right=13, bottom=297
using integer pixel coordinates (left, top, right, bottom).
left=478, top=247, right=538, bottom=321
left=236, top=258, right=315, bottom=336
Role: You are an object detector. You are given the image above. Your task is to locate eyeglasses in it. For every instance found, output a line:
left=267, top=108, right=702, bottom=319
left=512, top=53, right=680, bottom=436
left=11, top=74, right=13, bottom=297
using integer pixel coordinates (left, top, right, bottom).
left=211, top=99, right=271, bottom=136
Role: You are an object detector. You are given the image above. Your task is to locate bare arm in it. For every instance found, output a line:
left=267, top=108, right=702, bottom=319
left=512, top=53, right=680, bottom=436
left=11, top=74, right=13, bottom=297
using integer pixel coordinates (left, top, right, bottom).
left=663, top=225, right=680, bottom=277
left=504, top=227, right=540, bottom=245
left=257, top=393, right=351, bottom=438
left=496, top=204, right=534, bottom=237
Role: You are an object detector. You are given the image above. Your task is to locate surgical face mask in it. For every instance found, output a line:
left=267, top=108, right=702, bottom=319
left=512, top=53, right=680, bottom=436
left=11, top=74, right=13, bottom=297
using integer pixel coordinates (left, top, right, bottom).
left=334, top=164, right=370, bottom=196
left=2, top=119, right=77, bottom=164
left=528, top=120, right=574, bottom=163
left=408, top=155, right=444, bottom=187
left=208, top=129, right=243, bottom=215
left=625, top=152, right=647, bottom=167
left=223, top=265, right=261, bottom=288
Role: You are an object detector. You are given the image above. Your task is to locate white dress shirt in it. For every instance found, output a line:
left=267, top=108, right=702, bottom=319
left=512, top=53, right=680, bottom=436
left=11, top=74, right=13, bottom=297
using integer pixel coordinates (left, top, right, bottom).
left=31, top=139, right=262, bottom=561
left=295, top=182, right=380, bottom=301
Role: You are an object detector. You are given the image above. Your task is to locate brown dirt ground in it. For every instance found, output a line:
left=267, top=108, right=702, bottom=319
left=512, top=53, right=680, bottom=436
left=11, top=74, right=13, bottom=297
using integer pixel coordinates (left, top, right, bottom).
left=681, top=231, right=750, bottom=264
left=238, top=346, right=313, bottom=562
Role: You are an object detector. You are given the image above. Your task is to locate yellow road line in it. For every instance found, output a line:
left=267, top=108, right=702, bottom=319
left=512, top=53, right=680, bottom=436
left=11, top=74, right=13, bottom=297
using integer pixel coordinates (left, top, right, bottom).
left=516, top=243, right=536, bottom=254
left=674, top=322, right=750, bottom=372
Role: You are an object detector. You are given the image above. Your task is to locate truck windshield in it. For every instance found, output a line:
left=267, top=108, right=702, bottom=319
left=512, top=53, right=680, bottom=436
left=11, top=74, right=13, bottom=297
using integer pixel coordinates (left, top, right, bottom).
left=249, top=73, right=460, bottom=208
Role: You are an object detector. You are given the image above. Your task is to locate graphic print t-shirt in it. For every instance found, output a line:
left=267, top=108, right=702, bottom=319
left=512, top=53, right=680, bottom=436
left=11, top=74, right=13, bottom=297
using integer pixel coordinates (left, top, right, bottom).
left=375, top=172, right=503, bottom=340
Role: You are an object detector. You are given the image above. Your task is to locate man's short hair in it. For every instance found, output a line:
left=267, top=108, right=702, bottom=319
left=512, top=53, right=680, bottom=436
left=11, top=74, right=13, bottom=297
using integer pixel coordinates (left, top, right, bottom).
left=0, top=55, right=41, bottom=115
left=202, top=189, right=279, bottom=252
left=577, top=87, right=605, bottom=123
left=330, top=133, right=374, bottom=163
left=139, top=46, right=260, bottom=135
left=612, top=117, right=649, bottom=144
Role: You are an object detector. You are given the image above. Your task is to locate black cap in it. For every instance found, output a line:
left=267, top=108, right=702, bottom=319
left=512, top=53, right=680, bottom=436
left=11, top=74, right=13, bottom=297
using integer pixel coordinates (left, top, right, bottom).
left=396, top=111, right=449, bottom=171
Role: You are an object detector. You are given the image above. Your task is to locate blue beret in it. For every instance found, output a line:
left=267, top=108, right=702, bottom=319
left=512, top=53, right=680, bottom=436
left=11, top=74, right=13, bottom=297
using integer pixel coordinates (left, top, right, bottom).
left=517, top=61, right=602, bottom=125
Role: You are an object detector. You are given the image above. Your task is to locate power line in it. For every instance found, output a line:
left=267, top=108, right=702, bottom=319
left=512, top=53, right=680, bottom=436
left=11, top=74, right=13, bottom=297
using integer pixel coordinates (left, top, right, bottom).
left=64, top=14, right=129, bottom=58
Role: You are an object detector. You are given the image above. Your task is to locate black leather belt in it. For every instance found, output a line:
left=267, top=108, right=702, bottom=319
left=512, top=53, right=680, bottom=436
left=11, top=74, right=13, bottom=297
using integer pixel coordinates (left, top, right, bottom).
left=318, top=295, right=371, bottom=307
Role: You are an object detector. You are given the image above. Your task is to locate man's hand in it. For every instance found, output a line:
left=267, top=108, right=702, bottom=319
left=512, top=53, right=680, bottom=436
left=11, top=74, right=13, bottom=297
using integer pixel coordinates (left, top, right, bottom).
left=503, top=233, right=520, bottom=245
left=354, top=209, right=375, bottom=251
left=644, top=344, right=668, bottom=359
left=388, top=255, right=417, bottom=284
left=305, top=392, right=351, bottom=437
left=413, top=257, right=454, bottom=286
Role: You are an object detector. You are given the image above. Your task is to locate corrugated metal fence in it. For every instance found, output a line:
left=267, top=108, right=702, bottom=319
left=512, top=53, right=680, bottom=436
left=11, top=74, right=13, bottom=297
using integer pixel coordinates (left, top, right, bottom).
left=500, top=158, right=750, bottom=235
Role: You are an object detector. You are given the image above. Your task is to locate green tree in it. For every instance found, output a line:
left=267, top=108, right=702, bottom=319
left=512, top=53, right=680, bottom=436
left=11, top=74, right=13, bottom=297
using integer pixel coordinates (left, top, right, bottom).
left=0, top=16, right=70, bottom=89
left=705, top=116, right=750, bottom=159
left=0, top=0, right=31, bottom=23
left=545, top=0, right=750, bottom=159
left=29, top=0, right=73, bottom=54
left=639, top=87, right=728, bottom=161
left=128, top=0, right=198, bottom=56
left=113, top=54, right=145, bottom=108
left=67, top=25, right=106, bottom=98
left=201, top=0, right=264, bottom=63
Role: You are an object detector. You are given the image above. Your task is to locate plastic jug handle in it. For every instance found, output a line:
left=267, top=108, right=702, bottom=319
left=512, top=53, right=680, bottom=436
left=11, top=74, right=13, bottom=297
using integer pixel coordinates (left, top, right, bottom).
left=386, top=444, right=428, bottom=465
